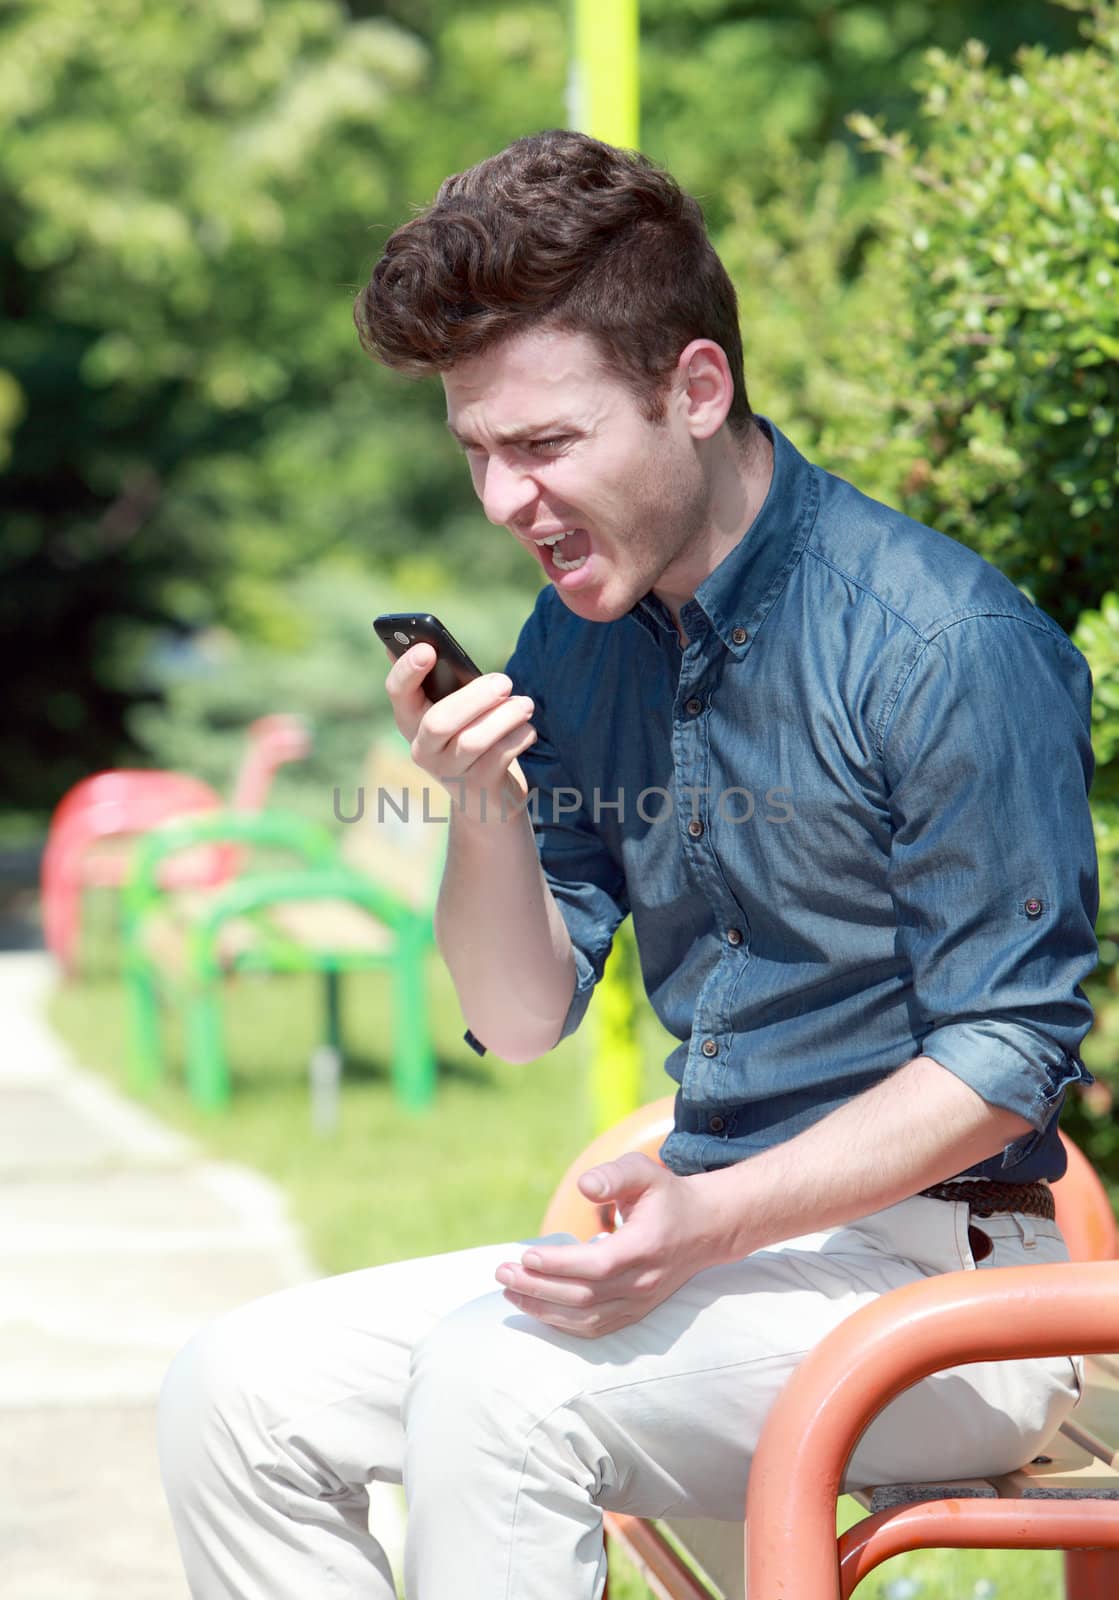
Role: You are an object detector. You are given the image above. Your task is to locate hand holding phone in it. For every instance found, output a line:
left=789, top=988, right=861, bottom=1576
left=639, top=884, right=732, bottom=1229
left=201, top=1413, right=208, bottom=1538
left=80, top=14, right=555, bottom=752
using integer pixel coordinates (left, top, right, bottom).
left=376, top=611, right=537, bottom=824
left=373, top=613, right=482, bottom=703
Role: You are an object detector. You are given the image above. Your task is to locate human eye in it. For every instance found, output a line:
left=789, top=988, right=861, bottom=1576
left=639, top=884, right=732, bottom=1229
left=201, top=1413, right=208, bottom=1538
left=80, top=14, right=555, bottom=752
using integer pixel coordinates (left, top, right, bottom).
left=525, top=437, right=569, bottom=455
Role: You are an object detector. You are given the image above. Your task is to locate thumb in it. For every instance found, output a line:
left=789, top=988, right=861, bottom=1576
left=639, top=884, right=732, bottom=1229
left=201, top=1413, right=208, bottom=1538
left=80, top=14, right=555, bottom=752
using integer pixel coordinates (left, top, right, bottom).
left=405, top=642, right=436, bottom=673
left=578, top=1152, right=660, bottom=1203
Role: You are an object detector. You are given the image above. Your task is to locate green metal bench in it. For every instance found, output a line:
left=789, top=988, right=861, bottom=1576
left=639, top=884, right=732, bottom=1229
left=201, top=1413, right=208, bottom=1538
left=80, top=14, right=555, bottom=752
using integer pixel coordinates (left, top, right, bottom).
left=123, top=804, right=439, bottom=1112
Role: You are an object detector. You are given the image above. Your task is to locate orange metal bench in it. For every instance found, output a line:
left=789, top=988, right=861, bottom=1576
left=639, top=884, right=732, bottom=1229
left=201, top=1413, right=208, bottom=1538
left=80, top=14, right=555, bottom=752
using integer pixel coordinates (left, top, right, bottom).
left=541, top=1097, right=1119, bottom=1599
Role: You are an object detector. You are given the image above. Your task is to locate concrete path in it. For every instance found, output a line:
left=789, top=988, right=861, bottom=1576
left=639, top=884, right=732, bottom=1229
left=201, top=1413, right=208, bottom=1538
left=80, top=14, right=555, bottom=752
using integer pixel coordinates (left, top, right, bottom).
left=0, top=951, right=404, bottom=1597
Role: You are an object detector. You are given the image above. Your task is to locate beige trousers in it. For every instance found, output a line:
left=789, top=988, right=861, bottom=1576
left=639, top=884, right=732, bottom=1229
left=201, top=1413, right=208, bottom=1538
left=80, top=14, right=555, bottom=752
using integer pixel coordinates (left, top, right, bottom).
left=158, top=1194, right=1080, bottom=1599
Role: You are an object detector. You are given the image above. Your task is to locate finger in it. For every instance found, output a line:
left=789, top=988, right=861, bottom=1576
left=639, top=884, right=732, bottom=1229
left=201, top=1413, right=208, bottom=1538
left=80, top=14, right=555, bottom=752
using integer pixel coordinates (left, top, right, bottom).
left=495, top=1260, right=624, bottom=1307
left=438, top=697, right=536, bottom=767
left=422, top=673, right=519, bottom=744
left=498, top=1275, right=596, bottom=1309
left=414, top=702, right=535, bottom=790
left=577, top=1153, right=663, bottom=1206
left=460, top=721, right=538, bottom=791
left=384, top=640, right=436, bottom=693
left=411, top=681, right=530, bottom=768
left=512, top=1234, right=630, bottom=1284
left=384, top=643, right=438, bottom=736
left=502, top=1289, right=637, bottom=1339
left=386, top=645, right=517, bottom=737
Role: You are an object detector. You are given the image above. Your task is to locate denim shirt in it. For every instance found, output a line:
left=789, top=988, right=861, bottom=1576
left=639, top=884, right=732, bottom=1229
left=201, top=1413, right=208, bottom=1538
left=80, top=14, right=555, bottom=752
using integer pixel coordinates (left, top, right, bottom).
left=504, top=419, right=1099, bottom=1181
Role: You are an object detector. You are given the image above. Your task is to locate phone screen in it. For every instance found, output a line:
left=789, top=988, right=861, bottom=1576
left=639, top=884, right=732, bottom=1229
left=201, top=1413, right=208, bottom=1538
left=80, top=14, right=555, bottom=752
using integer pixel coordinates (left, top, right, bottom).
left=373, top=613, right=483, bottom=703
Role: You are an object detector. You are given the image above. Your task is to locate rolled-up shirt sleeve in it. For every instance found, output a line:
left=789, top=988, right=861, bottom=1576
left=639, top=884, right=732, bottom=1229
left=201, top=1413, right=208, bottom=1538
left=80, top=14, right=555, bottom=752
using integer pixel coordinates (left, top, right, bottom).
left=881, top=613, right=1099, bottom=1153
left=505, top=609, right=629, bottom=1042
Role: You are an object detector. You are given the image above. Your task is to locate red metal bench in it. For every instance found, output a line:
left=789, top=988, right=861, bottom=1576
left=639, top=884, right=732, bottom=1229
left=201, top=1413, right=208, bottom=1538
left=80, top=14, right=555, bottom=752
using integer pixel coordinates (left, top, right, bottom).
left=542, top=1097, right=1119, bottom=1599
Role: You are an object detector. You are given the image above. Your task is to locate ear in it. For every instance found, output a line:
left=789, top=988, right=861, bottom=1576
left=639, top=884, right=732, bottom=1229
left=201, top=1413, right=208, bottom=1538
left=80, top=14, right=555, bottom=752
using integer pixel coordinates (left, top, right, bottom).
left=675, top=339, right=734, bottom=441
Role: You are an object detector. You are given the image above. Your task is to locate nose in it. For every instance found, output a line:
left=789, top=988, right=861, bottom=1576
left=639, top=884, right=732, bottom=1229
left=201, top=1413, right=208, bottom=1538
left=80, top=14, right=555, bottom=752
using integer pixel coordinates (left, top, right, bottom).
left=478, top=454, right=538, bottom=528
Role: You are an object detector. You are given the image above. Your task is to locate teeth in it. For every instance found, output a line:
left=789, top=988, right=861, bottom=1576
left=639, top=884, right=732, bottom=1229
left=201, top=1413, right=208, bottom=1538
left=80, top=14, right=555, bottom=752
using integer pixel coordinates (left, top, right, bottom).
left=529, top=527, right=590, bottom=573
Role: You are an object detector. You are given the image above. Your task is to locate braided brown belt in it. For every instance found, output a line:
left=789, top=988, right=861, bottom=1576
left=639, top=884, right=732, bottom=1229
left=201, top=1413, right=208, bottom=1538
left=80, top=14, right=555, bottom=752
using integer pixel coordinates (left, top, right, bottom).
left=919, top=1178, right=1055, bottom=1220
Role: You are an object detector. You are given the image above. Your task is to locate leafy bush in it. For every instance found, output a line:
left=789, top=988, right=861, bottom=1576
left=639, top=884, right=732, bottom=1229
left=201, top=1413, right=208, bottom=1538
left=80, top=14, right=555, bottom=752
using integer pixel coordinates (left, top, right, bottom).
left=716, top=3, right=1119, bottom=1188
left=720, top=4, right=1118, bottom=632
left=836, top=4, right=1119, bottom=635
left=841, top=4, right=1119, bottom=1185
left=1069, top=593, right=1119, bottom=1182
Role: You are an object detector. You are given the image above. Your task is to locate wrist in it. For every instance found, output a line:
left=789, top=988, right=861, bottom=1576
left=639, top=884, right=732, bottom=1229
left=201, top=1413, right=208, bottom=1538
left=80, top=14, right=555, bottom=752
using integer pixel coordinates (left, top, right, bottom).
left=442, top=762, right=534, bottom=832
left=684, top=1168, right=757, bottom=1268
left=448, top=793, right=534, bottom=846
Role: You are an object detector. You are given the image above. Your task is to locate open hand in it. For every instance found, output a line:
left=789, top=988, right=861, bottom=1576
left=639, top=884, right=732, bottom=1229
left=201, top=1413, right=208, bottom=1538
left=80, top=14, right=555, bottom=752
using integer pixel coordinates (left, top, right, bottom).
left=495, top=1154, right=723, bottom=1339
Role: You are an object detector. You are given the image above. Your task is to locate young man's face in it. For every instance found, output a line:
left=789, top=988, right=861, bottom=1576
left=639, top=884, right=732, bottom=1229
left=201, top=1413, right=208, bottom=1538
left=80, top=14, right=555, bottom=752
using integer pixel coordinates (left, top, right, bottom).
left=443, top=326, right=718, bottom=624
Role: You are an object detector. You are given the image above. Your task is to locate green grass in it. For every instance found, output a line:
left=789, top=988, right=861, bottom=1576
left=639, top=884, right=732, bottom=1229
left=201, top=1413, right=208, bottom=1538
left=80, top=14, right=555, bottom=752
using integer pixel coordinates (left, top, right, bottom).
left=605, top=1502, right=1063, bottom=1600
left=47, top=891, right=1062, bottom=1598
left=48, top=897, right=669, bottom=1272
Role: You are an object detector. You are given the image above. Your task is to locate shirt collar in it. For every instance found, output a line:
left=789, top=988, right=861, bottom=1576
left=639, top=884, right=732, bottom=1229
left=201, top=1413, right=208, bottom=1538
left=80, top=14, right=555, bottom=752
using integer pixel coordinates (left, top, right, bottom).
left=631, top=417, right=818, bottom=656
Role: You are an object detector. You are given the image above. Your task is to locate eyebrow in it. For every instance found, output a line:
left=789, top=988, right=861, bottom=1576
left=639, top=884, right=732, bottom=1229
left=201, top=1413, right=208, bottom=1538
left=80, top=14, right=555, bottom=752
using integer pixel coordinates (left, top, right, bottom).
left=445, top=419, right=572, bottom=447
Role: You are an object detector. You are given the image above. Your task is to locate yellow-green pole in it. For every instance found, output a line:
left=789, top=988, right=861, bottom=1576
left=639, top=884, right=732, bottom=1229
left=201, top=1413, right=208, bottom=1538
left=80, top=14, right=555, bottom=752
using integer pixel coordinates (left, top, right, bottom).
left=568, top=0, right=643, bottom=1131
left=568, top=0, right=639, bottom=150
left=589, top=921, right=643, bottom=1131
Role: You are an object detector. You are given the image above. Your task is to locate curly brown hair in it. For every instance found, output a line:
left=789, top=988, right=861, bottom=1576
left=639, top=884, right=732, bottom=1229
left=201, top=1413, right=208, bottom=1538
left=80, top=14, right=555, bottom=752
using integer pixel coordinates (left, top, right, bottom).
left=354, top=129, right=752, bottom=435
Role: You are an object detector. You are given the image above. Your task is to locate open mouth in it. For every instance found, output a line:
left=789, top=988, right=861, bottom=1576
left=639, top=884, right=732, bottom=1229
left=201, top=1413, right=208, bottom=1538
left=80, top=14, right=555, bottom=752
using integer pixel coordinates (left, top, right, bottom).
left=534, top=528, right=591, bottom=573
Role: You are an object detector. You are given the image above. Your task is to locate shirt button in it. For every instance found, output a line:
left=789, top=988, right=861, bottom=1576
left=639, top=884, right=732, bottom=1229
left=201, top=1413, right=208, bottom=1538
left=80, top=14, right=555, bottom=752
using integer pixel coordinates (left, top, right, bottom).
left=1024, top=898, right=1044, bottom=918
left=727, top=927, right=743, bottom=947
left=701, top=1039, right=719, bottom=1058
left=685, top=697, right=703, bottom=716
left=731, top=627, right=748, bottom=645
left=687, top=819, right=704, bottom=839
left=708, top=1115, right=726, bottom=1133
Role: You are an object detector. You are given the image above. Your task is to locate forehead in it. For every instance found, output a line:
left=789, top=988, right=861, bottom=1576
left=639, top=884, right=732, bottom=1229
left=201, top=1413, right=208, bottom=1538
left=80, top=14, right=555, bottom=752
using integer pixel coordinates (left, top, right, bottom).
left=443, top=326, right=622, bottom=439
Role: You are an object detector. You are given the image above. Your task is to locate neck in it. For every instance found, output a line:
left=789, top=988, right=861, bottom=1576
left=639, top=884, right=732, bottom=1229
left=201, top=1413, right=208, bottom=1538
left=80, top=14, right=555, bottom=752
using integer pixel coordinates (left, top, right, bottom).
left=660, top=418, right=774, bottom=638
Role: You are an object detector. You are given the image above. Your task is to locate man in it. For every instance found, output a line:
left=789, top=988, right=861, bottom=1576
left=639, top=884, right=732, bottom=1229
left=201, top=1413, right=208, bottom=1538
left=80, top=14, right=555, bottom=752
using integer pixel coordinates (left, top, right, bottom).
left=159, top=130, right=1099, bottom=1599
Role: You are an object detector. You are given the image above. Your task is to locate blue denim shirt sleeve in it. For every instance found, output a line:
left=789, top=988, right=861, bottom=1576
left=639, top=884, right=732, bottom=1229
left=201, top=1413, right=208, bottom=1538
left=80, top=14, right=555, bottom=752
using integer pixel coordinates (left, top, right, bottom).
left=881, top=613, right=1098, bottom=1162
left=505, top=607, right=629, bottom=1042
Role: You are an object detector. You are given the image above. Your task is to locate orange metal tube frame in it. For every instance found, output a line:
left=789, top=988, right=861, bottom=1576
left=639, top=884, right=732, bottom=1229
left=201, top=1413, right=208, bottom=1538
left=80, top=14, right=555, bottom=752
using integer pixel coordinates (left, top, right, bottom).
left=1064, top=1547, right=1119, bottom=1600
left=838, top=1499, right=1119, bottom=1598
left=745, top=1260, right=1119, bottom=1599
left=605, top=1513, right=716, bottom=1600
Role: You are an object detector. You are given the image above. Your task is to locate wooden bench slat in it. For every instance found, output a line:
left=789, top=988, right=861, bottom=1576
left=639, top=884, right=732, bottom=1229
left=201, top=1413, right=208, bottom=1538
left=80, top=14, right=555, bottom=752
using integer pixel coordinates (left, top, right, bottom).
left=994, top=1463, right=1119, bottom=1499
left=340, top=746, right=447, bottom=913
left=1059, top=1418, right=1119, bottom=1471
left=856, top=1420, right=1119, bottom=1516
left=141, top=898, right=261, bottom=976
left=1081, top=1353, right=1119, bottom=1398
left=1090, top=1351, right=1119, bottom=1384
left=267, top=899, right=395, bottom=955
left=340, top=830, right=437, bottom=911
left=659, top=1517, right=744, bottom=1599
left=864, top=1478, right=998, bottom=1512
left=143, top=889, right=401, bottom=973
left=1062, top=1360, right=1119, bottom=1467
left=606, top=1514, right=721, bottom=1600
left=991, top=1429, right=1119, bottom=1498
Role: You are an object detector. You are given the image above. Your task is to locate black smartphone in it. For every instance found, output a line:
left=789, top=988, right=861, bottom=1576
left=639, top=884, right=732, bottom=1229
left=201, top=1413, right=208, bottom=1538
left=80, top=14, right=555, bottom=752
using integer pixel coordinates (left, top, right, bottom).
left=373, top=613, right=483, bottom=703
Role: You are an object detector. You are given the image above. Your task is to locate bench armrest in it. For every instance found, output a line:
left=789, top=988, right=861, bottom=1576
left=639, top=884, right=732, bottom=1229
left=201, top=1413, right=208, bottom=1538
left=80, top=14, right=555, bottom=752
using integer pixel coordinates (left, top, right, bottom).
left=187, top=865, right=423, bottom=965
left=746, top=1259, right=1119, bottom=1600
left=123, top=809, right=340, bottom=926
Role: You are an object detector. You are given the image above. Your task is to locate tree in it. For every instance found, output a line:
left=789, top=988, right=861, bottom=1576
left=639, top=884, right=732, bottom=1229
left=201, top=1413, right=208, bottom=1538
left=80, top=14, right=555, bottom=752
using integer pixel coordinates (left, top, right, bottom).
left=0, top=0, right=432, bottom=806
left=639, top=0, right=1084, bottom=235
left=0, top=0, right=1093, bottom=811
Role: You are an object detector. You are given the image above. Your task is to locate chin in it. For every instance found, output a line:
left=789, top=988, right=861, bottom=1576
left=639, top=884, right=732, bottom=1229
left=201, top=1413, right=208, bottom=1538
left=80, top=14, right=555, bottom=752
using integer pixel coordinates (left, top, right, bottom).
left=553, top=585, right=636, bottom=626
